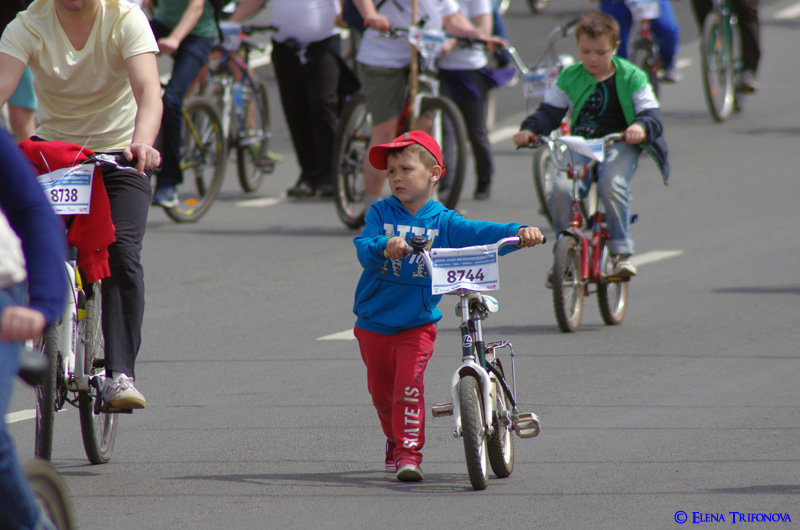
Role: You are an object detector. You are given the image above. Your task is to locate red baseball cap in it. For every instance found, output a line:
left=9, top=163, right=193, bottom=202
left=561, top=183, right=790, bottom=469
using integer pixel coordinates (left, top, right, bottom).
left=368, top=130, right=446, bottom=176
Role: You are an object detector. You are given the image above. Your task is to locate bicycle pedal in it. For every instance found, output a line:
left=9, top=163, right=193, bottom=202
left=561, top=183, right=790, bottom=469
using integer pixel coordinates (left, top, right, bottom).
left=103, top=406, right=134, bottom=414
left=431, top=402, right=454, bottom=417
left=513, top=412, right=541, bottom=438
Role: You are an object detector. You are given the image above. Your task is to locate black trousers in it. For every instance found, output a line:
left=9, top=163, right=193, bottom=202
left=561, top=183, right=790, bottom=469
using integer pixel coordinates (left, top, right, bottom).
left=271, top=36, right=343, bottom=188
left=101, top=167, right=151, bottom=379
left=691, top=0, right=761, bottom=72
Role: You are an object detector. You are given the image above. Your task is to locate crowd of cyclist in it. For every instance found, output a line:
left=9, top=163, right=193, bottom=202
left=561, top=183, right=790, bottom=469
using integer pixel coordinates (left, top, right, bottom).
left=0, top=0, right=763, bottom=527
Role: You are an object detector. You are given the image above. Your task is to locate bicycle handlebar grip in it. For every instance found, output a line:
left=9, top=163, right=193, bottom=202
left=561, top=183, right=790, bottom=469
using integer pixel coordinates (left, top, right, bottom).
left=409, top=235, right=427, bottom=253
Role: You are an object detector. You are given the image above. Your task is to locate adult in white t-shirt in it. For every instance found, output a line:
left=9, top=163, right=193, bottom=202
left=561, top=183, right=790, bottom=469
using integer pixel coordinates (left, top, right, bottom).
left=0, top=0, right=162, bottom=409
left=232, top=0, right=357, bottom=198
left=351, top=0, right=503, bottom=205
left=437, top=0, right=495, bottom=200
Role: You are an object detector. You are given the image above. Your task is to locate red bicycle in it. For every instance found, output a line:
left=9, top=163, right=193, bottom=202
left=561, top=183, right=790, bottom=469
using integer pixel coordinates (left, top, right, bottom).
left=528, top=133, right=630, bottom=332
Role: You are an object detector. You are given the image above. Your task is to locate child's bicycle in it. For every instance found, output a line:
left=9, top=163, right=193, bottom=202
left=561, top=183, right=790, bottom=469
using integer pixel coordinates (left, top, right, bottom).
left=700, top=0, right=746, bottom=121
left=33, top=153, right=140, bottom=464
left=505, top=19, right=594, bottom=228
left=525, top=133, right=631, bottom=332
left=409, top=234, right=544, bottom=491
left=627, top=0, right=664, bottom=97
left=331, top=25, right=469, bottom=229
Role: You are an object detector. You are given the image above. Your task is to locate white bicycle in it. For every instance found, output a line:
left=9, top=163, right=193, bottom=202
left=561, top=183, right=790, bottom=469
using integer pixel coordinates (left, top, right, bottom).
left=409, top=234, right=544, bottom=490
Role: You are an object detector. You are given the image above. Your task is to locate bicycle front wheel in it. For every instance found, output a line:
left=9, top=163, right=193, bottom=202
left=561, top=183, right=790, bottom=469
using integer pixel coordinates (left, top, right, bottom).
left=459, top=374, right=489, bottom=490
left=533, top=145, right=594, bottom=229
left=553, top=235, right=584, bottom=332
left=25, top=459, right=77, bottom=530
left=597, top=246, right=629, bottom=325
left=700, top=12, right=734, bottom=122
left=332, top=93, right=371, bottom=229
left=34, top=328, right=59, bottom=461
left=78, top=282, right=118, bottom=464
left=487, top=368, right=514, bottom=478
left=165, top=97, right=226, bottom=223
left=236, top=78, right=272, bottom=192
left=421, top=95, right=467, bottom=211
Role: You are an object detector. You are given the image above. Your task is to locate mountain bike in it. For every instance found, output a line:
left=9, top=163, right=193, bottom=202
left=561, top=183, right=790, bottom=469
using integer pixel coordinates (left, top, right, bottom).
left=332, top=25, right=468, bottom=229
left=700, top=0, right=745, bottom=121
left=628, top=0, right=663, bottom=97
left=409, top=235, right=544, bottom=490
left=526, top=133, right=631, bottom=332
left=32, top=153, right=141, bottom=463
left=200, top=22, right=277, bottom=192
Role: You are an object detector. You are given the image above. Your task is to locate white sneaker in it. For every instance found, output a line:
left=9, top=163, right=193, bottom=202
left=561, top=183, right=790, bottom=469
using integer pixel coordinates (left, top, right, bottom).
left=610, top=255, right=637, bottom=278
left=103, top=374, right=146, bottom=409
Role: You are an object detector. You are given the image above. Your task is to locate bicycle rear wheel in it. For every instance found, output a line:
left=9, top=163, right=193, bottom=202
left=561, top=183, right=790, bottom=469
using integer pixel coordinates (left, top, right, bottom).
left=78, top=282, right=118, bottom=464
left=236, top=78, right=272, bottom=192
left=630, top=39, right=660, bottom=98
left=25, top=459, right=76, bottom=530
left=552, top=235, right=584, bottom=332
left=700, top=12, right=734, bottom=122
left=35, top=328, right=60, bottom=461
left=597, top=246, right=629, bottom=325
left=421, top=95, right=466, bottom=211
left=332, top=93, right=371, bottom=229
left=459, top=374, right=489, bottom=490
left=165, top=97, right=227, bottom=223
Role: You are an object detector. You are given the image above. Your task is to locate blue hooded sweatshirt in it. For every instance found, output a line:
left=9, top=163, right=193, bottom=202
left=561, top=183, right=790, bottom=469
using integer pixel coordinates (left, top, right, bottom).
left=353, top=196, right=523, bottom=335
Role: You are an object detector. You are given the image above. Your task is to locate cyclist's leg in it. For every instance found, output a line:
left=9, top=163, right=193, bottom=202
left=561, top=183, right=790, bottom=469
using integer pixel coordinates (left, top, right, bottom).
left=595, top=143, right=639, bottom=255
left=0, top=286, right=41, bottom=529
left=732, top=0, right=761, bottom=72
left=599, top=0, right=633, bottom=59
left=101, top=168, right=150, bottom=383
left=547, top=153, right=592, bottom=235
left=690, top=0, right=713, bottom=30
left=152, top=20, right=213, bottom=190
left=651, top=0, right=681, bottom=71
left=354, top=327, right=397, bottom=443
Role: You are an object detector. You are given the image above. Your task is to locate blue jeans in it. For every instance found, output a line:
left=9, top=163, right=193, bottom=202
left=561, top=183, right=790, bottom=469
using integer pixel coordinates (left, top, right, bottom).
left=601, top=0, right=680, bottom=71
left=548, top=142, right=639, bottom=255
left=150, top=19, right=213, bottom=188
left=0, top=284, right=43, bottom=530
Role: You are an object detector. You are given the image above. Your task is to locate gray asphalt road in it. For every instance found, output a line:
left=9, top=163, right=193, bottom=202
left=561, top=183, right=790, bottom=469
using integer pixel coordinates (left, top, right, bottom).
left=7, top=1, right=800, bottom=528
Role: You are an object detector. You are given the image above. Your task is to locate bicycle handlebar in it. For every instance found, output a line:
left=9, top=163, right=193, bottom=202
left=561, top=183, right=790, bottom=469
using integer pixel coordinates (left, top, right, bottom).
left=518, top=132, right=623, bottom=174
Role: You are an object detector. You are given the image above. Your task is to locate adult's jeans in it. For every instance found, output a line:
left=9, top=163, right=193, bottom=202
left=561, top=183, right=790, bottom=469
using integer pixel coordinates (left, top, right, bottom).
left=150, top=19, right=213, bottom=188
left=601, top=0, right=680, bottom=71
left=101, top=166, right=151, bottom=380
left=548, top=142, right=639, bottom=255
left=0, top=284, right=43, bottom=530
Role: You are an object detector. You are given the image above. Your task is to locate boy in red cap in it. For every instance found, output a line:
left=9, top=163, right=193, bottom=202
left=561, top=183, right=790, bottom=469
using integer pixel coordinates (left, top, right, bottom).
left=352, top=130, right=544, bottom=482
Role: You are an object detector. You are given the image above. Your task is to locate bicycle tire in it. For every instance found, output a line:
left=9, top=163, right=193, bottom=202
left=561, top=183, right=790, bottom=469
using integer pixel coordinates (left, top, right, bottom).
left=35, top=328, right=59, bottom=461
left=597, top=246, right=629, bottom=326
left=532, top=144, right=593, bottom=229
left=236, top=78, right=272, bottom=192
left=700, top=12, right=734, bottom=122
left=332, top=93, right=371, bottom=229
left=552, top=235, right=584, bottom=332
left=459, top=374, right=489, bottom=490
left=527, top=0, right=549, bottom=14
left=731, top=21, right=745, bottom=114
left=164, top=97, right=226, bottom=223
left=420, top=95, right=466, bottom=211
left=630, top=39, right=660, bottom=98
left=486, top=369, right=514, bottom=478
left=25, top=459, right=77, bottom=530
left=78, top=282, right=118, bottom=465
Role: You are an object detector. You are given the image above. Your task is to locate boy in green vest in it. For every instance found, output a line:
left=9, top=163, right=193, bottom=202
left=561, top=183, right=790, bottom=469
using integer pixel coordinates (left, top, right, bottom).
left=513, top=11, right=669, bottom=282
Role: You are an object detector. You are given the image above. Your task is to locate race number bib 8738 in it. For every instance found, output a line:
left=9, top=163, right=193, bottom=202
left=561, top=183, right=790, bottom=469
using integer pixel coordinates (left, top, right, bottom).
left=37, top=164, right=94, bottom=215
left=430, top=245, right=500, bottom=295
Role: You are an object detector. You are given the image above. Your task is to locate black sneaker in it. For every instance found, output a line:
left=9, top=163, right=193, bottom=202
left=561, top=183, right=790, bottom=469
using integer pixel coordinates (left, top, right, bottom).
left=473, top=184, right=491, bottom=201
left=286, top=180, right=315, bottom=198
left=316, top=183, right=336, bottom=197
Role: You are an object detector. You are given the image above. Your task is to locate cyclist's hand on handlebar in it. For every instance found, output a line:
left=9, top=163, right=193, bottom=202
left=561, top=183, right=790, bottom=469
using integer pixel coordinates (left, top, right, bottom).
left=123, top=143, right=161, bottom=175
left=621, top=123, right=646, bottom=144
left=383, top=236, right=410, bottom=259
left=365, top=13, right=391, bottom=32
left=516, top=226, right=545, bottom=248
left=513, top=130, right=537, bottom=147
left=0, top=306, right=45, bottom=342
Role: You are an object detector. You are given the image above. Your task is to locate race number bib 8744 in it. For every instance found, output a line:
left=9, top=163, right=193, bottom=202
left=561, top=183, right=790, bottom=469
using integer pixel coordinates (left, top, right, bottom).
left=37, top=164, right=94, bottom=215
left=430, top=245, right=500, bottom=295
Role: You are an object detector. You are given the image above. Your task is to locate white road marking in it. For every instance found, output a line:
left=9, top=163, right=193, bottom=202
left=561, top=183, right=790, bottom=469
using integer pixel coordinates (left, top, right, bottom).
left=236, top=197, right=283, bottom=207
left=317, top=250, right=684, bottom=341
left=489, top=125, right=519, bottom=145
left=6, top=409, right=36, bottom=424
left=317, top=329, right=355, bottom=341
left=775, top=2, right=800, bottom=19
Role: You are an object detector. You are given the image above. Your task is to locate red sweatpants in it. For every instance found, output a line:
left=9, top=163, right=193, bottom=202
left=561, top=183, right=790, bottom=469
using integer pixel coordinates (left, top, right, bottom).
left=355, top=323, right=437, bottom=465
